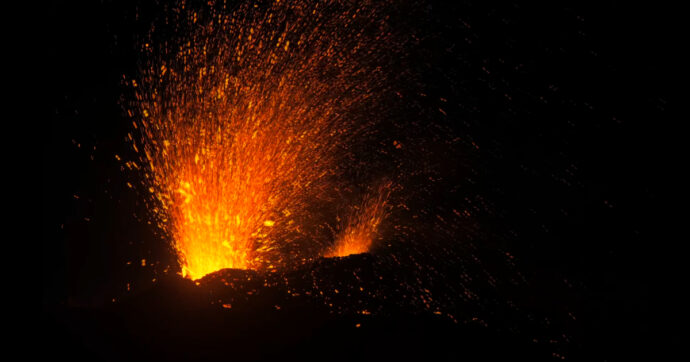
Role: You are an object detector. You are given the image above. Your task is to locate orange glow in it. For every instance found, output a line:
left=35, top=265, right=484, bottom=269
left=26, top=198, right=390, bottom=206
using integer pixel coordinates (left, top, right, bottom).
left=129, top=1, right=399, bottom=279
left=326, top=182, right=392, bottom=257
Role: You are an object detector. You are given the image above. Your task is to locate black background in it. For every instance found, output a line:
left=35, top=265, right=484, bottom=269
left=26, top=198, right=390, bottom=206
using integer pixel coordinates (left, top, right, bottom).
left=43, top=0, right=678, bottom=361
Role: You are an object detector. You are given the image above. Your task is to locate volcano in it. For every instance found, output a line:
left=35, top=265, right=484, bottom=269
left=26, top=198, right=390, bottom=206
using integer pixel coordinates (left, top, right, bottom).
left=45, top=0, right=670, bottom=360
left=44, top=254, right=551, bottom=361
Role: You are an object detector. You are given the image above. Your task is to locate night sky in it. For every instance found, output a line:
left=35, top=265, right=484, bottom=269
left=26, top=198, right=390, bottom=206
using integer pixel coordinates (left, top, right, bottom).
left=43, top=1, right=678, bottom=361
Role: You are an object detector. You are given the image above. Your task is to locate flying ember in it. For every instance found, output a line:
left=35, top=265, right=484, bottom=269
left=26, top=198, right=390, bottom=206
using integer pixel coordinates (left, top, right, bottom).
left=128, top=0, right=402, bottom=279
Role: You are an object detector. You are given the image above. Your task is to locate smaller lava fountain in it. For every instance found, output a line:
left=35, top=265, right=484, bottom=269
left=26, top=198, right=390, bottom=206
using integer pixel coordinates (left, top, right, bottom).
left=326, top=181, right=392, bottom=257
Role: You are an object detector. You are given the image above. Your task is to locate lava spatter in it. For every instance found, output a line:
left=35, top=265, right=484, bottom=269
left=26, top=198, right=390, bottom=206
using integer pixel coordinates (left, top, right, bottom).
left=128, top=0, right=406, bottom=279
left=326, top=181, right=392, bottom=257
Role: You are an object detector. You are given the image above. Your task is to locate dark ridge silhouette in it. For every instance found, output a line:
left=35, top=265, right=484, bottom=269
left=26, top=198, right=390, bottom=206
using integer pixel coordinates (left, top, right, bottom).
left=44, top=254, right=551, bottom=361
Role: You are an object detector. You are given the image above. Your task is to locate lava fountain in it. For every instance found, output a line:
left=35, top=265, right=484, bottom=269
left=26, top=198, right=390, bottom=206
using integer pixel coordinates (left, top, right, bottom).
left=128, top=0, right=403, bottom=279
left=326, top=181, right=392, bottom=257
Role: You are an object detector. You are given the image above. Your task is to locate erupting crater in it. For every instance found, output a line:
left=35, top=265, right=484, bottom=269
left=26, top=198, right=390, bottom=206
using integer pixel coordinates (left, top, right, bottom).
left=128, top=0, right=402, bottom=279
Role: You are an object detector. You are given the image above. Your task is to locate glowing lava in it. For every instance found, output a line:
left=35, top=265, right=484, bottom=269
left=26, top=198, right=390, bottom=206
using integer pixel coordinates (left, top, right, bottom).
left=128, top=0, right=401, bottom=279
left=326, top=182, right=392, bottom=257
